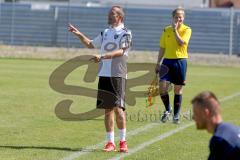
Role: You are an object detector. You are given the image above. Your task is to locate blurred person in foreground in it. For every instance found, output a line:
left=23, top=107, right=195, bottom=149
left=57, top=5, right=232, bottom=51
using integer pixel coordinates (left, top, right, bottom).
left=155, top=7, right=192, bottom=124
left=191, top=91, right=240, bottom=160
left=68, top=6, right=132, bottom=152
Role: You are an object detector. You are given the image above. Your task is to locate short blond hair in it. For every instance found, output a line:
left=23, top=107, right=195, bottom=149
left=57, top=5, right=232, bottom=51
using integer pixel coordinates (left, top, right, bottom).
left=172, top=7, right=185, bottom=17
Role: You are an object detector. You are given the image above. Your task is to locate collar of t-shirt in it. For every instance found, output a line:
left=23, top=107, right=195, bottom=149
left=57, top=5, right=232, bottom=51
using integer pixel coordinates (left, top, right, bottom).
left=109, top=23, right=124, bottom=31
left=214, top=122, right=221, bottom=133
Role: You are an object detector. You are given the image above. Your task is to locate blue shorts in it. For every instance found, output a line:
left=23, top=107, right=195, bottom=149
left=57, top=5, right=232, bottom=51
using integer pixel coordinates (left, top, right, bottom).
left=159, top=58, right=187, bottom=85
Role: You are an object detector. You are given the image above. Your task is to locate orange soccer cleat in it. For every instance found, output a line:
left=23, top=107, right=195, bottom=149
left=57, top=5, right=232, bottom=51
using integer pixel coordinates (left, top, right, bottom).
left=119, top=140, right=128, bottom=153
left=103, top=141, right=116, bottom=152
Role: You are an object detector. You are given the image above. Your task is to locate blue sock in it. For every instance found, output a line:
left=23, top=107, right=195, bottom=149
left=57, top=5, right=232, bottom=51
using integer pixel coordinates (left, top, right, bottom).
left=174, top=94, right=182, bottom=115
left=160, top=94, right=170, bottom=111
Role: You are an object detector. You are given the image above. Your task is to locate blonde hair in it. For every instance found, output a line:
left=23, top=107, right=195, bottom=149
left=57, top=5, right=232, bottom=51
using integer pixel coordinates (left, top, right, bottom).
left=172, top=7, right=185, bottom=17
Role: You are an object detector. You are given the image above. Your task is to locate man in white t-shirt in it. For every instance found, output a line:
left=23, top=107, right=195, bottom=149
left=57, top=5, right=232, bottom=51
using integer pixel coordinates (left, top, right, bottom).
left=68, top=6, right=132, bottom=153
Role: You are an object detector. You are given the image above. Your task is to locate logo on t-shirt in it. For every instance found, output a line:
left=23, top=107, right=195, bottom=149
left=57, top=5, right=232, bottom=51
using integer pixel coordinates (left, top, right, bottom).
left=114, top=34, right=119, bottom=39
left=104, top=42, right=117, bottom=51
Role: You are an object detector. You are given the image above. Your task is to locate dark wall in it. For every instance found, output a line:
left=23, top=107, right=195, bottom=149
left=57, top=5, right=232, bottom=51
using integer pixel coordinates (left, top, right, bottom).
left=0, top=3, right=239, bottom=54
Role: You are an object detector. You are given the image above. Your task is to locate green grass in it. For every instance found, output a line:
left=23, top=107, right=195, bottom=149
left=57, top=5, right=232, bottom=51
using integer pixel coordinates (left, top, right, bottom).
left=0, top=58, right=239, bottom=160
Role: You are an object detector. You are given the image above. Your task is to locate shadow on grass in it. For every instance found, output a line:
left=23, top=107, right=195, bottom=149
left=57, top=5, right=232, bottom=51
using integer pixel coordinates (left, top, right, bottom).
left=0, top=145, right=102, bottom=152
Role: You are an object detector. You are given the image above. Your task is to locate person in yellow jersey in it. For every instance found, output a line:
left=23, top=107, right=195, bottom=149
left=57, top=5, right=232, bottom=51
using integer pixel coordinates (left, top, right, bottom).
left=155, top=7, right=192, bottom=124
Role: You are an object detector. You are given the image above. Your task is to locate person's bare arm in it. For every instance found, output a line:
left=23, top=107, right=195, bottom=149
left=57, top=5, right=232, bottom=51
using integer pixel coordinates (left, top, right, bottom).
left=90, top=49, right=125, bottom=63
left=68, top=23, right=94, bottom=49
left=155, top=47, right=165, bottom=73
left=172, top=22, right=185, bottom=46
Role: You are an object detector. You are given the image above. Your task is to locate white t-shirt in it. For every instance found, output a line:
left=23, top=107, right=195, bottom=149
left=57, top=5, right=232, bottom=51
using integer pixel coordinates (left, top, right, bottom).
left=91, top=24, right=132, bottom=79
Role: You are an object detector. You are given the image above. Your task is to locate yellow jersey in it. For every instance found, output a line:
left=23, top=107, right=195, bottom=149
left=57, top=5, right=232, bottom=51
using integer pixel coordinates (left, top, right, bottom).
left=160, top=24, right=192, bottom=59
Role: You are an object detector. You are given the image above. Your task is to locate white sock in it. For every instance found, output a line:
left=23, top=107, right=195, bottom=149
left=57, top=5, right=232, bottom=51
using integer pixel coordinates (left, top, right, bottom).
left=119, top=128, right=126, bottom=141
left=107, top=131, right=114, bottom=143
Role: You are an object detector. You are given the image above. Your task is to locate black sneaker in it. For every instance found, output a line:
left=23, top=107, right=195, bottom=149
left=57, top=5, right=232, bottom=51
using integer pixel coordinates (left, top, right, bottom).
left=173, top=114, right=180, bottom=124
left=161, top=110, right=171, bottom=123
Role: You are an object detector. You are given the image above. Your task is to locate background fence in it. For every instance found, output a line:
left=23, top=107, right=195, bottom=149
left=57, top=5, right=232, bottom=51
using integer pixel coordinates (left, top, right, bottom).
left=0, top=2, right=240, bottom=55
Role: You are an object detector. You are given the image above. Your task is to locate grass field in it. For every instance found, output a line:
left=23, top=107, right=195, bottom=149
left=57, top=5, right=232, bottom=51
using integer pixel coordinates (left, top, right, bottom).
left=0, top=57, right=239, bottom=160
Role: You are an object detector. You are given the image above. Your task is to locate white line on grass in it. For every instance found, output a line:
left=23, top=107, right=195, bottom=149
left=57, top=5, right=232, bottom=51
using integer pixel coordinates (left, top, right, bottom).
left=61, top=123, right=160, bottom=160
left=60, top=92, right=240, bottom=160
left=109, top=92, right=240, bottom=160
left=109, top=123, right=194, bottom=160
left=219, top=92, right=240, bottom=102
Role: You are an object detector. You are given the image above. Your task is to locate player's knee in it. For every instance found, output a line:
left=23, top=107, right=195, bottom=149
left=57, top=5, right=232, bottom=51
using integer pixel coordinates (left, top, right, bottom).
left=159, top=85, right=169, bottom=94
left=105, top=109, right=114, bottom=117
left=115, top=108, right=125, bottom=120
left=174, top=87, right=183, bottom=94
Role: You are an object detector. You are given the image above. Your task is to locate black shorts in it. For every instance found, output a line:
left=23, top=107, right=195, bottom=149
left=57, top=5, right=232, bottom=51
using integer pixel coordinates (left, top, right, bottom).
left=97, top=77, right=126, bottom=110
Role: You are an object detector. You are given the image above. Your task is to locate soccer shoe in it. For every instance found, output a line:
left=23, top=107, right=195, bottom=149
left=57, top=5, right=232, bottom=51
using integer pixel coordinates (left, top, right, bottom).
left=119, top=140, right=128, bottom=153
left=173, top=114, right=180, bottom=124
left=161, top=110, right=171, bottom=123
left=103, top=141, right=116, bottom=152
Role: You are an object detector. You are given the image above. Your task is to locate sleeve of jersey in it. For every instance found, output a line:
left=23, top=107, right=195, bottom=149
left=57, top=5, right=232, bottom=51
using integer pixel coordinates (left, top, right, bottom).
left=182, top=28, right=192, bottom=45
left=159, top=29, right=166, bottom=48
left=91, top=32, right=102, bottom=49
left=119, top=30, right=132, bottom=50
left=208, top=136, right=226, bottom=160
